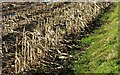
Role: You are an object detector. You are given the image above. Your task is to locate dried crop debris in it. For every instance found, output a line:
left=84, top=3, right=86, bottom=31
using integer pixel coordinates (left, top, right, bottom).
left=2, top=2, right=110, bottom=75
